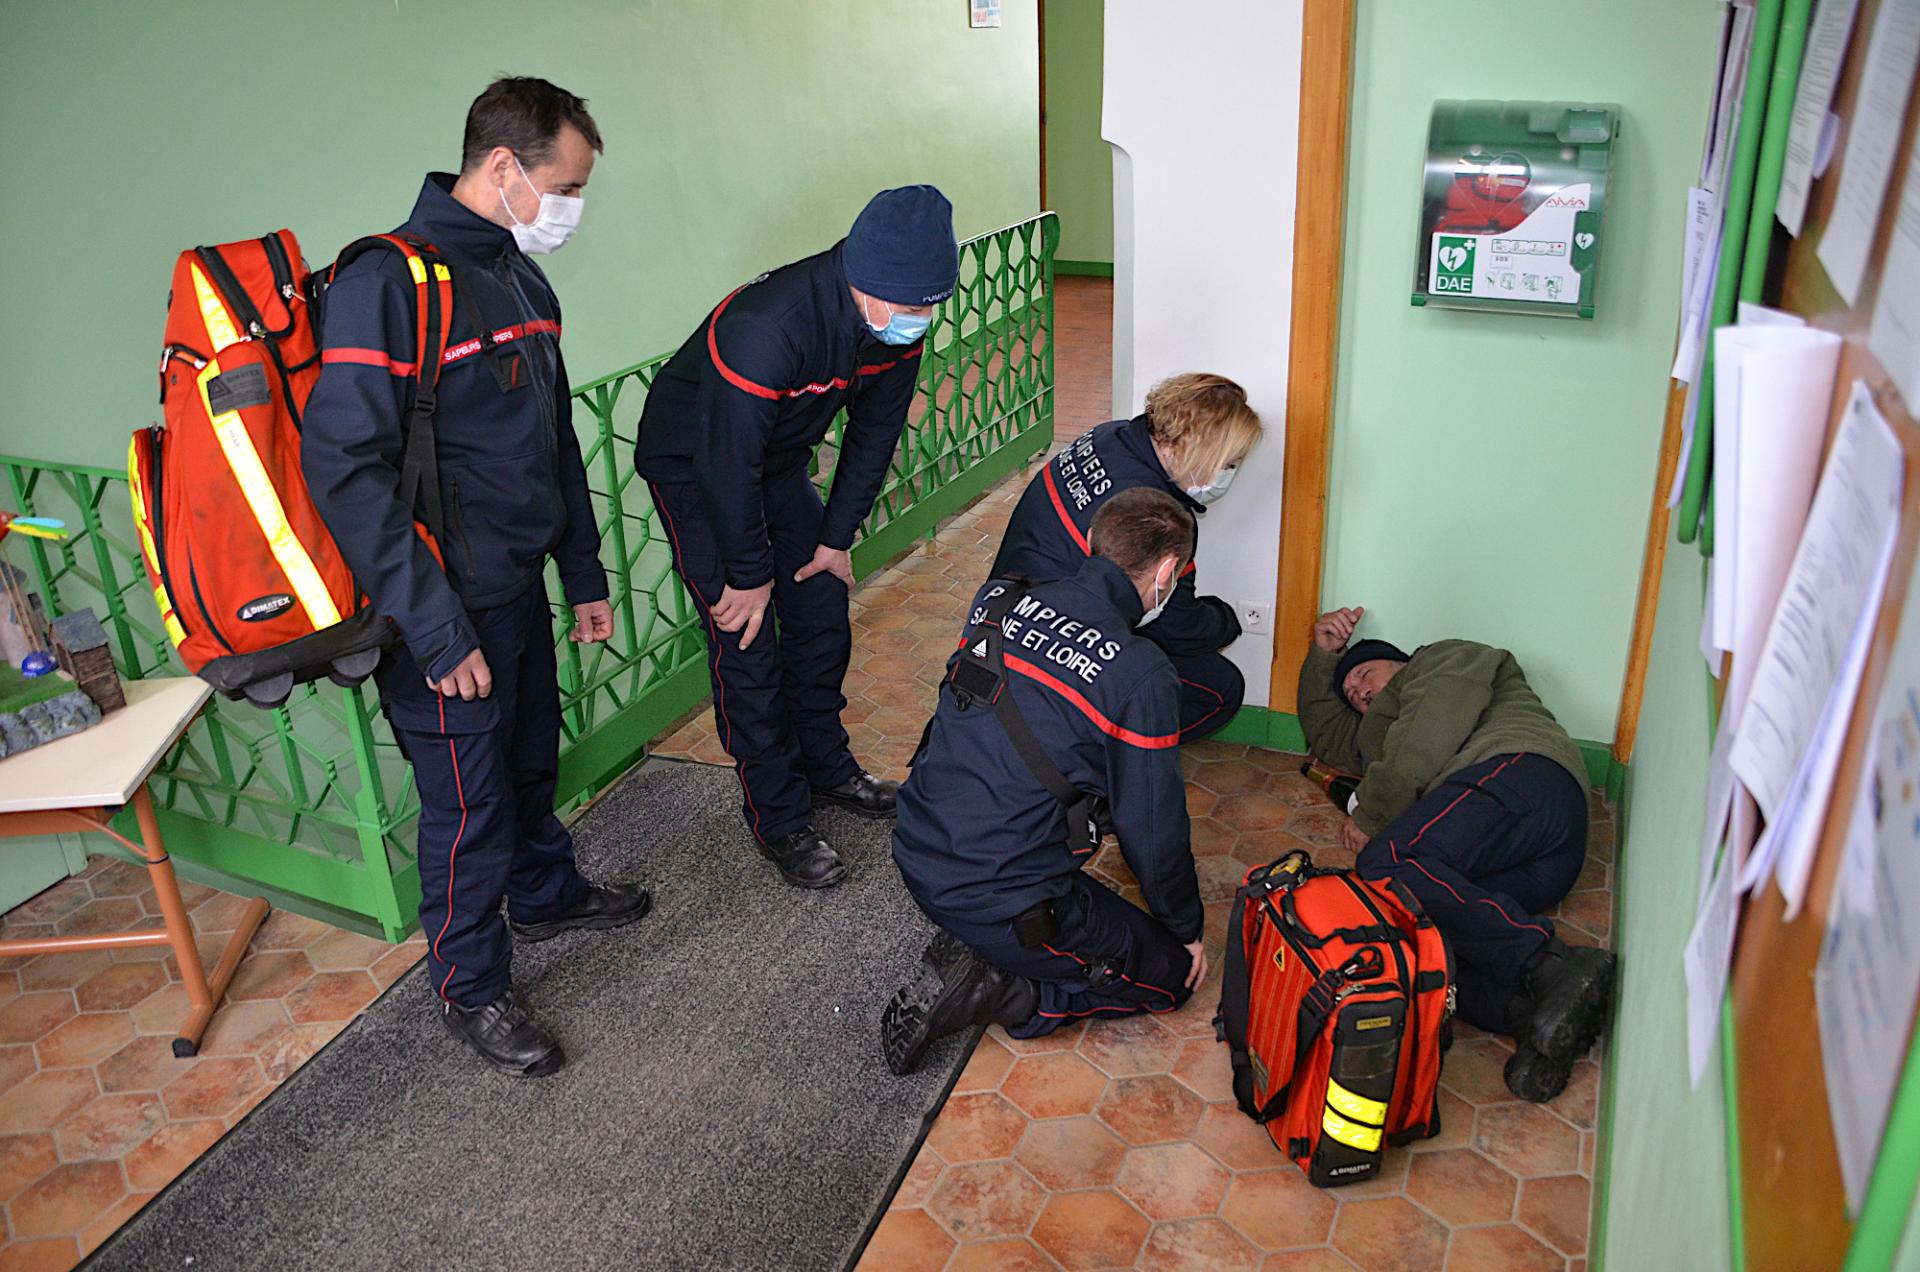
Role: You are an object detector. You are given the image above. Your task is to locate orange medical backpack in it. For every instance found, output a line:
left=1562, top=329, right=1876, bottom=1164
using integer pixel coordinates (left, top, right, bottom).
left=132, top=230, right=454, bottom=706
left=1215, top=851, right=1453, bottom=1187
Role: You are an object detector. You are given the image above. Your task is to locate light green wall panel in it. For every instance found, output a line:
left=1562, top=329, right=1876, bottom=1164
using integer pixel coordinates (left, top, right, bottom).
left=1044, top=0, right=1112, bottom=264
left=1327, top=0, right=1720, bottom=743
left=0, top=0, right=1039, bottom=468
left=1601, top=550, right=1731, bottom=1272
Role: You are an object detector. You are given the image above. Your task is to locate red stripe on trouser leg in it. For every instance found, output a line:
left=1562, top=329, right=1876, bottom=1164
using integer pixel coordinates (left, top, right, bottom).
left=647, top=482, right=769, bottom=844
left=1177, top=676, right=1226, bottom=739
left=1385, top=753, right=1549, bottom=938
left=433, top=694, right=470, bottom=1000
left=1042, top=942, right=1179, bottom=1002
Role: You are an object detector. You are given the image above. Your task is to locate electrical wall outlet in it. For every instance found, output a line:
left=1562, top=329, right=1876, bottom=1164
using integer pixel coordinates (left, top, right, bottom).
left=1237, top=602, right=1272, bottom=635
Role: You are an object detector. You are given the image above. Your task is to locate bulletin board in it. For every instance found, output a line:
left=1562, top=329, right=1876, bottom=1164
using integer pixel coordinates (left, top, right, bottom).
left=1671, top=0, right=1920, bottom=1267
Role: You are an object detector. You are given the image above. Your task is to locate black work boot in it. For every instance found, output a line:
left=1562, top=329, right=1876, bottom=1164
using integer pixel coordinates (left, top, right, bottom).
left=760, top=828, right=849, bottom=889
left=882, top=950, right=1039, bottom=1077
left=1504, top=1042, right=1575, bottom=1102
left=510, top=882, right=653, bottom=943
left=1521, top=938, right=1618, bottom=1059
left=813, top=770, right=899, bottom=818
left=921, top=929, right=970, bottom=975
left=443, top=992, right=564, bottom=1077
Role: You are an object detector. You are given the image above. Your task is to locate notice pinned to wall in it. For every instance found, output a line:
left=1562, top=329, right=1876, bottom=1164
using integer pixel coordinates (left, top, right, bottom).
left=1815, top=0, right=1920, bottom=304
left=1776, top=0, right=1862, bottom=236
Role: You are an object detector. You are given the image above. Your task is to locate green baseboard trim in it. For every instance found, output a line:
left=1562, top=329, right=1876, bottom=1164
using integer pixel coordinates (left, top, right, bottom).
left=1054, top=259, right=1114, bottom=277
left=1588, top=754, right=1636, bottom=1272
left=1205, top=706, right=1308, bottom=752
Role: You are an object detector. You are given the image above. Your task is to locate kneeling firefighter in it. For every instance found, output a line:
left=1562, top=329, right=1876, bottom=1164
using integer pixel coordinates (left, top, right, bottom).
left=882, top=488, right=1208, bottom=1074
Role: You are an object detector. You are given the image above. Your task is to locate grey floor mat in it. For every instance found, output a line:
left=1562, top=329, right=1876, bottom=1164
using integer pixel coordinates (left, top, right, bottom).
left=90, top=760, right=971, bottom=1272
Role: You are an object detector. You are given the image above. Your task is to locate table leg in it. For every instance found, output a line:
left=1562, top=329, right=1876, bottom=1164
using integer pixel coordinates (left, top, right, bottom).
left=130, top=785, right=271, bottom=1057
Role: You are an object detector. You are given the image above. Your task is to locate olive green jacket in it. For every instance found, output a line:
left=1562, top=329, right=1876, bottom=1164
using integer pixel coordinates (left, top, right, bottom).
left=1297, top=640, right=1587, bottom=836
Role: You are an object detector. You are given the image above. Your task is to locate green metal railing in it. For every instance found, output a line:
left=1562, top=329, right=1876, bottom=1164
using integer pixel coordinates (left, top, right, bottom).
left=0, top=212, right=1054, bottom=940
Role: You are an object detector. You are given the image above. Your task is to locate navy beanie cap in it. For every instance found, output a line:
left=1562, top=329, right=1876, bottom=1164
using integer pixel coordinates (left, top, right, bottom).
left=843, top=185, right=960, bottom=306
left=1333, top=640, right=1411, bottom=707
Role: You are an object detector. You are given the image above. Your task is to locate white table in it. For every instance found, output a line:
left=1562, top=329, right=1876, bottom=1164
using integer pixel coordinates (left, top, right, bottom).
left=0, top=677, right=269, bottom=1056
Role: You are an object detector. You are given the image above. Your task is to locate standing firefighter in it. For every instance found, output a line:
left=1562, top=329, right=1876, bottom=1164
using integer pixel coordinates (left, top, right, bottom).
left=636, top=186, right=958, bottom=890
left=303, top=78, right=650, bottom=1078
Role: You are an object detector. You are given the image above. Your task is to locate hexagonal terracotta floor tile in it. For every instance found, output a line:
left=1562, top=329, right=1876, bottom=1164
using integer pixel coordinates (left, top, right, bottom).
left=1116, top=1141, right=1233, bottom=1219
left=53, top=1092, right=168, bottom=1161
left=1193, top=1101, right=1287, bottom=1171
left=9, top=1158, right=127, bottom=1238
left=74, top=962, right=168, bottom=1013
left=1331, top=1196, right=1448, bottom=1272
left=1517, top=1172, right=1591, bottom=1256
left=19, top=949, right=112, bottom=991
left=1220, top=1168, right=1338, bottom=1250
left=56, top=897, right=145, bottom=937
left=122, top=1118, right=228, bottom=1191
left=923, top=1092, right=1026, bottom=1163
left=0, top=1067, right=98, bottom=1134
left=0, top=1043, right=35, bottom=1097
left=222, top=950, right=315, bottom=1002
left=1138, top=1217, right=1263, bottom=1272
left=1474, top=1103, right=1580, bottom=1178
left=926, top=1159, right=1047, bottom=1241
left=1440, top=1037, right=1517, bottom=1106
left=195, top=1000, right=293, bottom=1058
left=35, top=1010, right=134, bottom=1068
left=1097, top=1073, right=1207, bottom=1145
left=1257, top=1250, right=1363, bottom=1272
left=160, top=1057, right=263, bottom=1121
left=1443, top=1223, right=1564, bottom=1270
left=944, top=1237, right=1053, bottom=1272
left=1000, top=1051, right=1108, bottom=1118
left=952, top=1034, right=1013, bottom=1093
left=127, top=983, right=191, bottom=1035
left=1077, top=1012, right=1182, bottom=1077
left=858, top=1207, right=952, bottom=1272
left=1014, top=1115, right=1127, bottom=1190
left=1405, top=1148, right=1518, bottom=1226
left=0, top=992, right=77, bottom=1045
left=1030, top=1190, right=1151, bottom=1271
left=893, top=1147, right=946, bottom=1209
left=96, top=1035, right=189, bottom=1093
left=1171, top=1037, right=1236, bottom=1103
left=303, top=928, right=391, bottom=972
left=0, top=1132, right=58, bottom=1203
left=283, top=970, right=378, bottom=1023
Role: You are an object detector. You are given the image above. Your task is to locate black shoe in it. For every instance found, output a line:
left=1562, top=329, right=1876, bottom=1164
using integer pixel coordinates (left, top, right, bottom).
left=813, top=771, right=899, bottom=818
left=881, top=950, right=1039, bottom=1077
left=760, top=828, right=849, bottom=889
left=921, top=929, right=970, bottom=975
left=443, top=992, right=564, bottom=1077
left=510, top=882, right=653, bottom=943
left=1522, top=939, right=1618, bottom=1059
left=1504, top=1042, right=1574, bottom=1102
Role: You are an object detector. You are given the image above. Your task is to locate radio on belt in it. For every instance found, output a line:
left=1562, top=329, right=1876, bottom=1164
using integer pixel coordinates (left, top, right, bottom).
left=1411, top=100, right=1618, bottom=320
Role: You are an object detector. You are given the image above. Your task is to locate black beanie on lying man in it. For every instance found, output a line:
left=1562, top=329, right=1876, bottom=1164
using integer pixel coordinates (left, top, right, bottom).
left=1332, top=639, right=1411, bottom=709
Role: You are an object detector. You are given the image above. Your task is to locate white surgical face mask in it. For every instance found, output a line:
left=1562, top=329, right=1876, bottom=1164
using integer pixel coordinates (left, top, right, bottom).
left=1186, top=465, right=1238, bottom=505
left=1140, top=566, right=1172, bottom=626
left=501, top=156, right=583, bottom=255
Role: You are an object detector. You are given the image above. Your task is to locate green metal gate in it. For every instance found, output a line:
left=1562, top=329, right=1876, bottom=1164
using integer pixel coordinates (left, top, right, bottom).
left=0, top=212, right=1056, bottom=940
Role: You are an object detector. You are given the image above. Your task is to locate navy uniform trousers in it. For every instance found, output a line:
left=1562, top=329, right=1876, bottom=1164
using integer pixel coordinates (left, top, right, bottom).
left=647, top=469, right=861, bottom=844
left=375, top=584, right=589, bottom=1007
left=1169, top=650, right=1244, bottom=741
left=1355, top=752, right=1587, bottom=1034
left=926, top=873, right=1196, bottom=1038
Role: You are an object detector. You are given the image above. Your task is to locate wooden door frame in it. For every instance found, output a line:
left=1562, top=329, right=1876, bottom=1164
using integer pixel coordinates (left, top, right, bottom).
left=1269, top=0, right=1357, bottom=713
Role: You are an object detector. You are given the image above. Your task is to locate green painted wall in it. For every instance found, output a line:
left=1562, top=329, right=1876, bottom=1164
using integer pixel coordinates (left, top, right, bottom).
left=1043, top=0, right=1112, bottom=264
left=1600, top=551, right=1731, bottom=1271
left=0, top=0, right=1039, bottom=469
left=1327, top=0, right=1721, bottom=743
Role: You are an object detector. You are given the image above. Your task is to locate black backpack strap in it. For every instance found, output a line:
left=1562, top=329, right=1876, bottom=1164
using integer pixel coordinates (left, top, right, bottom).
left=949, top=586, right=1104, bottom=856
left=1216, top=878, right=1265, bottom=1120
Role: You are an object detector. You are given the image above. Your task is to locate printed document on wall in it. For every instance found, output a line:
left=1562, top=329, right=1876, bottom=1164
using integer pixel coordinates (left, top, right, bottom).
left=1815, top=0, right=1920, bottom=304
left=1730, top=382, right=1903, bottom=839
left=1869, top=119, right=1920, bottom=411
left=1777, top=0, right=1861, bottom=236
left=1818, top=557, right=1920, bottom=1207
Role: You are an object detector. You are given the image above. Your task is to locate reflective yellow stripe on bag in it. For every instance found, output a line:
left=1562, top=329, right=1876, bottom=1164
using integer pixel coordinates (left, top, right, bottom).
left=187, top=262, right=341, bottom=632
left=126, top=434, right=186, bottom=647
left=1321, top=1105, right=1383, bottom=1154
left=1325, top=1079, right=1388, bottom=1127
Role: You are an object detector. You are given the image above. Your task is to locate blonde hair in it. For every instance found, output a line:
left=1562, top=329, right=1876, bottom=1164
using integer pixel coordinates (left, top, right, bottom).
left=1143, top=373, right=1264, bottom=488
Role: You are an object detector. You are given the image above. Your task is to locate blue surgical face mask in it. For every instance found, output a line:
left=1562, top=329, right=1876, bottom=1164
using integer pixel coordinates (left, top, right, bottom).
left=1186, top=465, right=1238, bottom=505
left=864, top=297, right=931, bottom=346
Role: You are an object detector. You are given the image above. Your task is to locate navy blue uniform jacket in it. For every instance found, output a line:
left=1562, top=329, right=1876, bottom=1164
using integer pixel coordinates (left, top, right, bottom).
left=892, top=556, right=1204, bottom=944
left=302, top=174, right=607, bottom=682
left=633, top=243, right=922, bottom=591
left=991, top=416, right=1240, bottom=659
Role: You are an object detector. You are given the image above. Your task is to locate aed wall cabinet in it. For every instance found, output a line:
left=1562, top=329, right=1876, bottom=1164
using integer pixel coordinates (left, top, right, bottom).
left=1412, top=100, right=1618, bottom=320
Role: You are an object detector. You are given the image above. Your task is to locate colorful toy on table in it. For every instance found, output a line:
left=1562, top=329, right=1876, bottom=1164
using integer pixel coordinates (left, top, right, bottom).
left=0, top=512, right=70, bottom=677
left=0, top=513, right=104, bottom=758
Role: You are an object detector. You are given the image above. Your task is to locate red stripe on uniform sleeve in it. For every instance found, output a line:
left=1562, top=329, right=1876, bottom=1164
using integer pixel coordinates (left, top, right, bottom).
left=322, top=347, right=419, bottom=376
left=1006, top=654, right=1181, bottom=749
left=1042, top=462, right=1092, bottom=554
left=705, top=288, right=782, bottom=401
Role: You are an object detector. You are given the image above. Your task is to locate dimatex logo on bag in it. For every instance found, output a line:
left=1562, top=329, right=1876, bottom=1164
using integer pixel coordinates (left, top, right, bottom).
left=1433, top=236, right=1476, bottom=292
left=237, top=593, right=295, bottom=622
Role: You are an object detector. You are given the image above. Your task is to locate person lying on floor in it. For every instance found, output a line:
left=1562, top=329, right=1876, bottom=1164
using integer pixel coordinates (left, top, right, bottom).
left=881, top=488, right=1207, bottom=1075
left=1297, top=606, right=1617, bottom=1103
left=990, top=372, right=1264, bottom=741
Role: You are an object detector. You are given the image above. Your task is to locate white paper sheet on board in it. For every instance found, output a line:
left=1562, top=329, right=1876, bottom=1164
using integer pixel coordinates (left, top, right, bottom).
left=1816, top=0, right=1920, bottom=304
left=1778, top=0, right=1863, bottom=236
left=1818, top=584, right=1920, bottom=1207
left=1730, top=383, right=1904, bottom=833
left=1686, top=847, right=1739, bottom=1088
left=1700, top=724, right=1740, bottom=900
left=1683, top=186, right=1717, bottom=307
left=1868, top=121, right=1920, bottom=411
